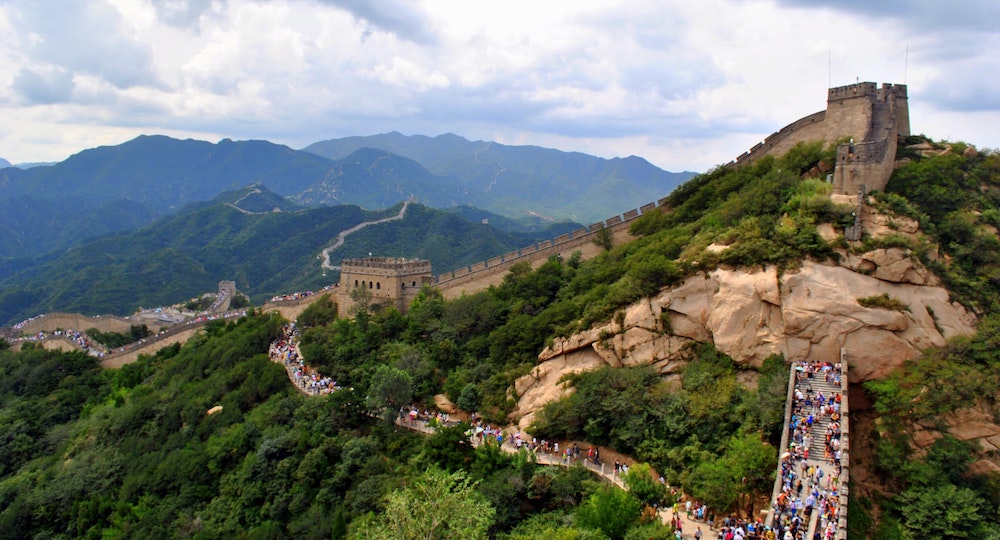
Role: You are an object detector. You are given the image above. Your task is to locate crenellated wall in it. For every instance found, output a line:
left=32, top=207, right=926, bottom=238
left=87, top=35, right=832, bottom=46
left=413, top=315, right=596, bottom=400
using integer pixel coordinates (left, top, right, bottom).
left=336, top=257, right=434, bottom=313
left=432, top=201, right=666, bottom=298
left=729, top=81, right=909, bottom=195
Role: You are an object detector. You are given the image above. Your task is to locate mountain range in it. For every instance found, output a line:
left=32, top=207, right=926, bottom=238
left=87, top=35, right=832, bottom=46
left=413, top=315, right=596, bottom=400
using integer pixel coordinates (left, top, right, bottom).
left=0, top=134, right=692, bottom=260
left=0, top=133, right=692, bottom=322
left=303, top=132, right=693, bottom=222
left=0, top=184, right=579, bottom=325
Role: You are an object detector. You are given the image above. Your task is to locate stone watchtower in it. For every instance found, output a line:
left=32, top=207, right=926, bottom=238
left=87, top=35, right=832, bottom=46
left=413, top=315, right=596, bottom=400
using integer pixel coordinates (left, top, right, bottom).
left=337, top=257, right=434, bottom=313
left=829, top=82, right=909, bottom=195
left=730, top=81, right=910, bottom=197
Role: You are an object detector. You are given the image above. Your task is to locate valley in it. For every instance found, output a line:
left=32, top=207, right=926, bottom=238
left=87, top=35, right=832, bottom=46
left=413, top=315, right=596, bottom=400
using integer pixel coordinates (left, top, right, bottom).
left=2, top=83, right=1000, bottom=538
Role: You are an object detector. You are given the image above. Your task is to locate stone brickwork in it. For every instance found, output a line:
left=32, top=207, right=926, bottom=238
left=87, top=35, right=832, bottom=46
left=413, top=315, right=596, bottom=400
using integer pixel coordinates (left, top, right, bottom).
left=730, top=82, right=909, bottom=195
left=336, top=257, right=434, bottom=313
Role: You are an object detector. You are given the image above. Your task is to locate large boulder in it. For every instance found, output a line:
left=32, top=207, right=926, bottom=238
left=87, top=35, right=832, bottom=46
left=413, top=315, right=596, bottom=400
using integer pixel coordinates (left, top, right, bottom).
left=511, top=251, right=976, bottom=426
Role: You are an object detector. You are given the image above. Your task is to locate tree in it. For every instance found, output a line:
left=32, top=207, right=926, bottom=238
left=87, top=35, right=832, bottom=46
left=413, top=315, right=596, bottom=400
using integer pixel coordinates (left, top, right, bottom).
left=350, top=284, right=374, bottom=315
left=897, top=483, right=986, bottom=540
left=351, top=467, right=495, bottom=540
left=688, top=433, right=776, bottom=515
left=365, top=365, right=413, bottom=421
left=296, top=294, right=338, bottom=329
left=592, top=227, right=613, bottom=251
left=622, top=463, right=667, bottom=507
left=575, top=485, right=642, bottom=540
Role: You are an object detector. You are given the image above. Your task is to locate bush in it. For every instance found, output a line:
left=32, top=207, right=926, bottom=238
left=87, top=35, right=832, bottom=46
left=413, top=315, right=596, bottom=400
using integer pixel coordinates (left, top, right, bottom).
left=858, top=293, right=909, bottom=312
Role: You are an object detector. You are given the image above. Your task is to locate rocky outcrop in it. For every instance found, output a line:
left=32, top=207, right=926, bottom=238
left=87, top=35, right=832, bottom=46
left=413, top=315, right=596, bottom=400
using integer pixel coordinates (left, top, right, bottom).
left=512, top=247, right=976, bottom=429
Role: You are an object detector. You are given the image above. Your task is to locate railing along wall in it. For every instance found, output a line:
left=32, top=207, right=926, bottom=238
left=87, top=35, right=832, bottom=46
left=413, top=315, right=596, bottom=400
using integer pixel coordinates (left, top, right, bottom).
left=836, top=349, right=850, bottom=540
left=765, top=360, right=800, bottom=527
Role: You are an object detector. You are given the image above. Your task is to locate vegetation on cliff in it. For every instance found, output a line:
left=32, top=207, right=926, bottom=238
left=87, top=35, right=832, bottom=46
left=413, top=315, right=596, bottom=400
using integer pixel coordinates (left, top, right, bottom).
left=2, top=138, right=999, bottom=538
left=843, top=142, right=1000, bottom=538
left=0, top=313, right=671, bottom=539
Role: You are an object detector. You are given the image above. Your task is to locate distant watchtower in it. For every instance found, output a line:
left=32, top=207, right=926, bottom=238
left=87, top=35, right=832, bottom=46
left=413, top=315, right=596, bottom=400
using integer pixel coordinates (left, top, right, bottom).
left=338, top=257, right=434, bottom=313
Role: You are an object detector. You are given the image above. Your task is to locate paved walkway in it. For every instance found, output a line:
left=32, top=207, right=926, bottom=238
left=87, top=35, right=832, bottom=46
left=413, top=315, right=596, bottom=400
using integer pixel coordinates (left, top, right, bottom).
left=768, top=361, right=847, bottom=540
left=266, top=321, right=807, bottom=538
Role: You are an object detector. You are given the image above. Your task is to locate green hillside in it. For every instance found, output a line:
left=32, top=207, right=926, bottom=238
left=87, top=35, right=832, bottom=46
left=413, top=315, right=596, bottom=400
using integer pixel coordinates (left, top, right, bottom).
left=0, top=199, right=577, bottom=325
left=0, top=196, right=158, bottom=259
left=1, top=138, right=999, bottom=538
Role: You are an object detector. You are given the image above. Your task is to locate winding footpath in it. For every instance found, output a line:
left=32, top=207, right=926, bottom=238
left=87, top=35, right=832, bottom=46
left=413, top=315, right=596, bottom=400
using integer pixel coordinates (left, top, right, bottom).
left=319, top=197, right=414, bottom=271
left=267, top=322, right=737, bottom=538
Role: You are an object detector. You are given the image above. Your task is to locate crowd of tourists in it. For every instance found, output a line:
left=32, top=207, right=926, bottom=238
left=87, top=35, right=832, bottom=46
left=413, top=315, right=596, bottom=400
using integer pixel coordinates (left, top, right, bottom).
left=8, top=326, right=105, bottom=357
left=268, top=284, right=338, bottom=303
left=770, top=361, right=845, bottom=540
left=268, top=323, right=340, bottom=395
left=668, top=495, right=777, bottom=540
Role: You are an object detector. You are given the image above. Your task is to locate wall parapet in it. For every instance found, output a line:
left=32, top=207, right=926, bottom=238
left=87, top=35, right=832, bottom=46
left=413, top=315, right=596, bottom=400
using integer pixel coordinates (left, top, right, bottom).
left=729, top=110, right=827, bottom=168
left=827, top=82, right=877, bottom=102
left=432, top=197, right=670, bottom=290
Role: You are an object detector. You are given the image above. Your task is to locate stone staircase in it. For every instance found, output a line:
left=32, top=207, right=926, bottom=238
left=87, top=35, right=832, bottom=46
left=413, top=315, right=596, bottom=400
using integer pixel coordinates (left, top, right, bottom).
left=795, top=369, right=841, bottom=540
left=804, top=375, right=839, bottom=460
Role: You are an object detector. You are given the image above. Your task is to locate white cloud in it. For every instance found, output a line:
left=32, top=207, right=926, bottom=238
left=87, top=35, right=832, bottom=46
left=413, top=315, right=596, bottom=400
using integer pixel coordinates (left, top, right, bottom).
left=0, top=0, right=996, bottom=170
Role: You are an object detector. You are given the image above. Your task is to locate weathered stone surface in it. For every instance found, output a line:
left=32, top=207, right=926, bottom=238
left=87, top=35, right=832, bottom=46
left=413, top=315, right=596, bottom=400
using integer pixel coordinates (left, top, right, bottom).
left=511, top=253, right=977, bottom=424
left=945, top=406, right=1000, bottom=442
left=513, top=348, right=606, bottom=430
left=851, top=248, right=935, bottom=285
left=816, top=223, right=838, bottom=243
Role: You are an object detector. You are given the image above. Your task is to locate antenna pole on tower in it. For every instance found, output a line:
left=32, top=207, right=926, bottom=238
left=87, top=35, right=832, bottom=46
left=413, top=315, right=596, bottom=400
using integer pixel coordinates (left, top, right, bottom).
left=828, top=50, right=831, bottom=88
left=904, top=44, right=909, bottom=84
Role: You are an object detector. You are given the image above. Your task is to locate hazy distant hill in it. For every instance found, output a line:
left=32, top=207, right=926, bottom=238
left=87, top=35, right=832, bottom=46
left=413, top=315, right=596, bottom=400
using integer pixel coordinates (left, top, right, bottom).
left=0, top=135, right=335, bottom=212
left=0, top=196, right=158, bottom=259
left=0, top=157, right=11, bottom=168
left=293, top=148, right=468, bottom=209
left=0, top=133, right=686, bottom=267
left=303, top=132, right=696, bottom=222
left=0, top=197, right=575, bottom=324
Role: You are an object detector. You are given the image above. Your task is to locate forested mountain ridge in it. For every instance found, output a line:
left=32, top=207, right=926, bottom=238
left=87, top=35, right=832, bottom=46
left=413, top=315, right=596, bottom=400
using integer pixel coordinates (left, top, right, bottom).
left=0, top=134, right=687, bottom=264
left=303, top=132, right=696, bottom=222
left=2, top=138, right=999, bottom=539
left=0, top=196, right=579, bottom=325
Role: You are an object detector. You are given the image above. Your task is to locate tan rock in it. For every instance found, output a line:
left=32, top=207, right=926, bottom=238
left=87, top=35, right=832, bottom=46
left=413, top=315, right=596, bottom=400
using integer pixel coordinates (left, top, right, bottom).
left=857, top=248, right=935, bottom=285
left=511, top=255, right=977, bottom=424
left=816, top=223, right=838, bottom=243
left=946, top=406, right=1000, bottom=442
left=512, top=347, right=606, bottom=426
left=911, top=428, right=940, bottom=449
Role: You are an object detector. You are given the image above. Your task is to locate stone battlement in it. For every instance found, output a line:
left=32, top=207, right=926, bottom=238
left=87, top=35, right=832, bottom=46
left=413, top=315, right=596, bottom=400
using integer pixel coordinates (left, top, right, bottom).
left=732, top=81, right=909, bottom=195
left=827, top=81, right=878, bottom=102
left=336, top=257, right=435, bottom=313
left=341, top=257, right=432, bottom=276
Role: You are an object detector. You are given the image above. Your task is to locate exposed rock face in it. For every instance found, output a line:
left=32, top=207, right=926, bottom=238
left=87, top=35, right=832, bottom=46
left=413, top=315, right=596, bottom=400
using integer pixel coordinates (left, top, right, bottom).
left=512, top=247, right=976, bottom=428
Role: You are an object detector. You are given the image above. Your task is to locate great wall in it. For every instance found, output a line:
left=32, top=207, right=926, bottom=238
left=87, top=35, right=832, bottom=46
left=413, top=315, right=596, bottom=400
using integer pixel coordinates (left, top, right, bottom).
left=4, top=81, right=909, bottom=340
left=1, top=82, right=903, bottom=538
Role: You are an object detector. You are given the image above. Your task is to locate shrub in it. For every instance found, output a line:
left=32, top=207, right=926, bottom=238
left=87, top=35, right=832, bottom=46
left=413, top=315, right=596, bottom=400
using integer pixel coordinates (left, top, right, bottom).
left=858, top=293, right=909, bottom=312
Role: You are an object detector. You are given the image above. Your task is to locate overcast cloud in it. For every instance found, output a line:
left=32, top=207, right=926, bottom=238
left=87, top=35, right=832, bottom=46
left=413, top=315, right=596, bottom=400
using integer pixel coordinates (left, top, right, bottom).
left=0, top=0, right=996, bottom=172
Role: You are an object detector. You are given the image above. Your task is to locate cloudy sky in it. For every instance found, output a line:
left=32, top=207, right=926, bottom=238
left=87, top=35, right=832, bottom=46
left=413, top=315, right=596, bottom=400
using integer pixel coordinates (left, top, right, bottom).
left=0, top=0, right=996, bottom=172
